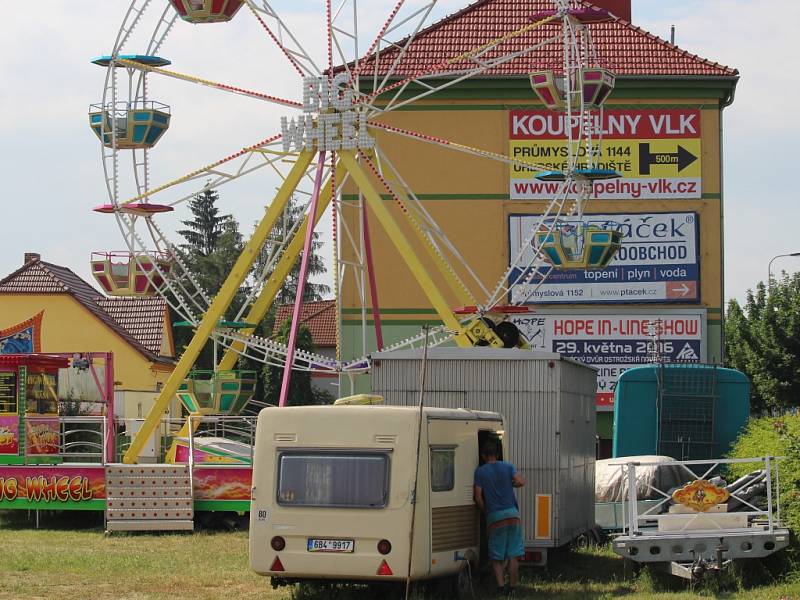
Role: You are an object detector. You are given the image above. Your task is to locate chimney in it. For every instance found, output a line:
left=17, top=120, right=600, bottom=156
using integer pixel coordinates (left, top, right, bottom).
left=591, top=0, right=632, bottom=22
left=24, top=252, right=41, bottom=265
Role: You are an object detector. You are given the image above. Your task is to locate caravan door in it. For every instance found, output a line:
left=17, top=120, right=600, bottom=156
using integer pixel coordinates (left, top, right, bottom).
left=426, top=418, right=480, bottom=577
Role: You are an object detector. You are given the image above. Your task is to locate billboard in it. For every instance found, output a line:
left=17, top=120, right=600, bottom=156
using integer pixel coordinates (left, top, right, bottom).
left=509, top=108, right=702, bottom=199
left=509, top=212, right=700, bottom=304
left=511, top=311, right=706, bottom=409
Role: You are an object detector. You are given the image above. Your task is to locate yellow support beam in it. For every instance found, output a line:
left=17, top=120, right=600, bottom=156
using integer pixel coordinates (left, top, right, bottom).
left=123, top=150, right=316, bottom=464
left=217, top=160, right=346, bottom=371
left=338, top=151, right=472, bottom=347
left=360, top=151, right=474, bottom=307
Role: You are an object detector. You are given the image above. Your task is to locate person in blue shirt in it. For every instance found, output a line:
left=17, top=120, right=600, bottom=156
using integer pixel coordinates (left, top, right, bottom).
left=473, top=440, right=525, bottom=597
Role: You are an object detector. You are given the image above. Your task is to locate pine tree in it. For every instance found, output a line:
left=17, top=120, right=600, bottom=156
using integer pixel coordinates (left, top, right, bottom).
left=173, top=186, right=246, bottom=369
left=725, top=273, right=800, bottom=414
left=178, top=188, right=229, bottom=257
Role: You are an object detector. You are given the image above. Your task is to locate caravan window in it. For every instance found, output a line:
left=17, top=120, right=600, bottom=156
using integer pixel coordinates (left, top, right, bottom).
left=430, top=447, right=455, bottom=492
left=277, top=451, right=389, bottom=508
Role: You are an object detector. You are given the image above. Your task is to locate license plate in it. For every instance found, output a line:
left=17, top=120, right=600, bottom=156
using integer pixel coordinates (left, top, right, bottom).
left=307, top=538, right=355, bottom=553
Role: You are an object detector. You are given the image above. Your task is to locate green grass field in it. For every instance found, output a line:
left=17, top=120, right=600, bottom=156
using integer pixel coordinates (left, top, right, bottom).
left=0, top=519, right=798, bottom=600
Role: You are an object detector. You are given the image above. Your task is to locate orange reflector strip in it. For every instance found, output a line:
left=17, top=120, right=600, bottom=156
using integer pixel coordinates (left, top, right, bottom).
left=270, top=556, right=285, bottom=572
left=377, top=559, right=393, bottom=576
left=535, top=494, right=552, bottom=539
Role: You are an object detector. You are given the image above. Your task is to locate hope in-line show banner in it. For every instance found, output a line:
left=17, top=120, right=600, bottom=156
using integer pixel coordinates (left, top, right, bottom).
left=509, top=212, right=700, bottom=304
left=509, top=108, right=702, bottom=199
left=510, top=311, right=706, bottom=409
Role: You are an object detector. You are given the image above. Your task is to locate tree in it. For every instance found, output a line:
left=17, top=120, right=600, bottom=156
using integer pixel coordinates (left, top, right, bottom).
left=177, top=187, right=245, bottom=298
left=178, top=187, right=229, bottom=257
left=173, top=186, right=246, bottom=369
left=725, top=273, right=800, bottom=414
left=262, top=319, right=332, bottom=406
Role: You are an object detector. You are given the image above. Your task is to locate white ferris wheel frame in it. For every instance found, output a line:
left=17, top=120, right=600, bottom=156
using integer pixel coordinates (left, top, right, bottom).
left=96, top=0, right=610, bottom=379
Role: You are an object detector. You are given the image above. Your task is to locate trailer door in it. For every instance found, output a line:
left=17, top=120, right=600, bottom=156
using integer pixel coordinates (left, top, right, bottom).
left=427, top=419, right=479, bottom=576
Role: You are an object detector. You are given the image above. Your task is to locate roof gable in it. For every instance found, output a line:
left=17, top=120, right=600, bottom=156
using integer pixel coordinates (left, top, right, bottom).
left=97, top=297, right=170, bottom=356
left=0, top=259, right=173, bottom=363
left=358, top=0, right=737, bottom=79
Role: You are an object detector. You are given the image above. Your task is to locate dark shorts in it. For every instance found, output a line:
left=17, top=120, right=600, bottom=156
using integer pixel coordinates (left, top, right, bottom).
left=487, top=508, right=524, bottom=561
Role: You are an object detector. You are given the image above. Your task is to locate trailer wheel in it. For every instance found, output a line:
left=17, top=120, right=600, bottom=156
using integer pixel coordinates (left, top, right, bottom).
left=574, top=533, right=591, bottom=549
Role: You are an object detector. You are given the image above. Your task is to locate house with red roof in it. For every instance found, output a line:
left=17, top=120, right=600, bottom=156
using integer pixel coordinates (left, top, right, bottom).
left=0, top=253, right=177, bottom=419
left=338, top=0, right=738, bottom=457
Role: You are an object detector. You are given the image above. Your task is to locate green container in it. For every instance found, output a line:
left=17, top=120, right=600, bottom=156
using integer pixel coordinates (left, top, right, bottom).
left=613, top=364, right=749, bottom=460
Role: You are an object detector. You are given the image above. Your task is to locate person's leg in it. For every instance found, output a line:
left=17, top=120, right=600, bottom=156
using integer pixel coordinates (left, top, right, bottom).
left=506, top=521, right=525, bottom=594
left=491, top=560, right=506, bottom=588
left=488, top=525, right=509, bottom=589
left=508, top=556, right=519, bottom=587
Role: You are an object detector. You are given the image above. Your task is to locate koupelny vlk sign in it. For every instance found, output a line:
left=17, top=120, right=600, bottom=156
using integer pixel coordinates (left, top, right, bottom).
left=509, top=108, right=702, bottom=200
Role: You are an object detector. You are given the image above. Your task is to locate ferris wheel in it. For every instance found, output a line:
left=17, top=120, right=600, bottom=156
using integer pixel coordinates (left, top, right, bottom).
left=89, top=0, right=622, bottom=462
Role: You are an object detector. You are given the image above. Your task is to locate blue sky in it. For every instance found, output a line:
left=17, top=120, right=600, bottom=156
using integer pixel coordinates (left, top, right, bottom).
left=0, top=0, right=795, bottom=305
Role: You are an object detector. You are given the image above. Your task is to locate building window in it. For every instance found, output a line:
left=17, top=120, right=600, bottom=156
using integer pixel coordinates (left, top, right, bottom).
left=431, top=447, right=455, bottom=492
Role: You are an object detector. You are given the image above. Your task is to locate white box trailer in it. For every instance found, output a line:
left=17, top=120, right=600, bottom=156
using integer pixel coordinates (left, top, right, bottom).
left=372, top=348, right=598, bottom=560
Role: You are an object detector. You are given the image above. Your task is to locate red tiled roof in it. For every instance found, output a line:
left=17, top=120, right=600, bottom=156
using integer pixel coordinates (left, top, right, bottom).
left=273, top=300, right=337, bottom=347
left=97, top=297, right=168, bottom=355
left=0, top=258, right=174, bottom=364
left=357, top=0, right=737, bottom=78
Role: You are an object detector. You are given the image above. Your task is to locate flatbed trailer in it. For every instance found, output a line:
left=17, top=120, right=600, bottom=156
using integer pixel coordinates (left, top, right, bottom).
left=608, top=457, right=790, bottom=580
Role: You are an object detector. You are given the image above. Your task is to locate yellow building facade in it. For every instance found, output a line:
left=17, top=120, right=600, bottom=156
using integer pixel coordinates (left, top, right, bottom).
left=338, top=1, right=738, bottom=455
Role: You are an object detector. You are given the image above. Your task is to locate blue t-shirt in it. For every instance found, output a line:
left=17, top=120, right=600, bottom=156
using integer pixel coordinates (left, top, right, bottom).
left=474, top=460, right=518, bottom=513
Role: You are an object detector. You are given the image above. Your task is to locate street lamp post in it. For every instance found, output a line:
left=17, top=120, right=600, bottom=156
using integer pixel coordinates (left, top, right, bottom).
left=767, top=252, right=800, bottom=289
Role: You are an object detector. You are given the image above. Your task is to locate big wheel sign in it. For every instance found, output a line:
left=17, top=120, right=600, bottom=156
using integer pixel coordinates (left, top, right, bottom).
left=509, top=108, right=702, bottom=199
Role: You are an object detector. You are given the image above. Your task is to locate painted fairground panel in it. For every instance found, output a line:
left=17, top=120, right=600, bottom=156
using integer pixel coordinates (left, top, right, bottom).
left=0, top=465, right=106, bottom=510
left=0, top=416, right=19, bottom=456
left=174, top=437, right=253, bottom=465
left=25, top=418, right=60, bottom=456
left=25, top=370, right=61, bottom=458
left=192, top=467, right=252, bottom=511
left=0, top=312, right=43, bottom=355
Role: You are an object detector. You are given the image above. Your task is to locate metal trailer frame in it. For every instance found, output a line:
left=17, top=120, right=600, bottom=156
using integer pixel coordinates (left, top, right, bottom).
left=371, top=347, right=598, bottom=563
left=610, top=456, right=790, bottom=580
